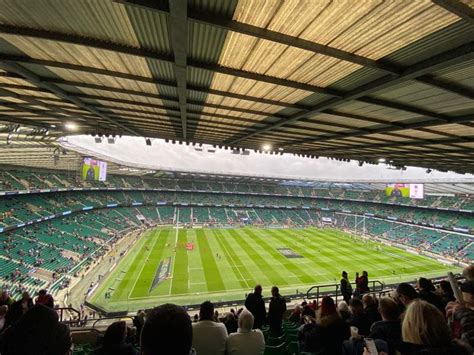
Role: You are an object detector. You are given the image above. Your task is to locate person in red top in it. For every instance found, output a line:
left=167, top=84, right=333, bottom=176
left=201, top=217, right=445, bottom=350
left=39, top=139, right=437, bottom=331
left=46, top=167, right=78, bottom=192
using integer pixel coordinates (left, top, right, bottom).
left=35, top=289, right=54, bottom=309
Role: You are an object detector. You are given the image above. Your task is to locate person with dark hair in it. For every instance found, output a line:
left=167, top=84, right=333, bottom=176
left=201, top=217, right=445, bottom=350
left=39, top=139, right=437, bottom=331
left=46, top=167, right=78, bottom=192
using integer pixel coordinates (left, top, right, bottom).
left=2, top=305, right=71, bottom=355
left=267, top=286, right=286, bottom=336
left=95, top=321, right=137, bottom=355
left=299, top=296, right=350, bottom=354
left=348, top=298, right=371, bottom=336
left=223, top=312, right=238, bottom=335
left=6, top=291, right=33, bottom=326
left=395, top=283, right=418, bottom=315
left=417, top=277, right=443, bottom=312
left=362, top=294, right=381, bottom=326
left=0, top=290, right=13, bottom=308
left=192, top=301, right=227, bottom=355
left=244, top=285, right=266, bottom=329
left=369, top=297, right=402, bottom=355
left=141, top=303, right=194, bottom=355
left=35, top=289, right=54, bottom=309
left=341, top=271, right=353, bottom=303
left=437, top=280, right=455, bottom=310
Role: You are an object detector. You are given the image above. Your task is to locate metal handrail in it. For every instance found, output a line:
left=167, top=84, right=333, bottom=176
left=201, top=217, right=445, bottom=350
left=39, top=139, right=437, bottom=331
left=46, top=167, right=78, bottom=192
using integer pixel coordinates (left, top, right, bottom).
left=92, top=316, right=135, bottom=329
left=306, top=280, right=385, bottom=304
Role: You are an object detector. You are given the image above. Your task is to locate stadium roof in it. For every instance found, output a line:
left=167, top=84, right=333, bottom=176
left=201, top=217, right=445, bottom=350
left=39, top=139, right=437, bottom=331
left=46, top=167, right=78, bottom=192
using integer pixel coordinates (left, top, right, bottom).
left=0, top=0, right=473, bottom=173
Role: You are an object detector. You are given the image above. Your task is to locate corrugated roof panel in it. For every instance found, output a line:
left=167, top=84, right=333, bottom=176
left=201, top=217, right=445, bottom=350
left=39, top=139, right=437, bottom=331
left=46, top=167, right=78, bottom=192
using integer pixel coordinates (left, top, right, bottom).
left=125, top=5, right=171, bottom=52
left=433, top=59, right=474, bottom=89
left=1, top=35, right=155, bottom=78
left=332, top=101, right=422, bottom=122
left=189, top=22, right=228, bottom=63
left=232, top=0, right=458, bottom=59
left=0, top=0, right=141, bottom=47
left=372, top=80, right=474, bottom=114
left=384, top=21, right=473, bottom=66
left=219, top=32, right=363, bottom=86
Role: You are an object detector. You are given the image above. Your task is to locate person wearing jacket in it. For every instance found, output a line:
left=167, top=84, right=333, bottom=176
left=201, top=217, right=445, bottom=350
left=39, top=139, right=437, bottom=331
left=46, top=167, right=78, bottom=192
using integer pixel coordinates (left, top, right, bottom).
left=245, top=285, right=266, bottom=329
left=369, top=297, right=401, bottom=355
left=267, top=286, right=286, bottom=336
left=341, top=271, right=353, bottom=303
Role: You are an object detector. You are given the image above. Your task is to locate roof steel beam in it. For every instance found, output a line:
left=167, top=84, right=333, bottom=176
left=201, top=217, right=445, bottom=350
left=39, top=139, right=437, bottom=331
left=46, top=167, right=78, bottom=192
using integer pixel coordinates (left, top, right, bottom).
left=226, top=42, right=474, bottom=144
left=0, top=72, right=466, bottom=142
left=432, top=0, right=474, bottom=25
left=0, top=62, right=141, bottom=136
left=301, top=136, right=474, bottom=154
left=168, top=0, right=188, bottom=139
left=119, top=0, right=472, bottom=98
left=0, top=24, right=342, bottom=97
left=0, top=56, right=309, bottom=110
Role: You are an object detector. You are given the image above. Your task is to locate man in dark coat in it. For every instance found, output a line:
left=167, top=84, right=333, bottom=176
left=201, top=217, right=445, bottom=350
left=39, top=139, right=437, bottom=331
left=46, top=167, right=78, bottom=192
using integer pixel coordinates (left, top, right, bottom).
left=267, top=286, right=286, bottom=335
left=245, top=284, right=266, bottom=329
left=340, top=271, right=352, bottom=303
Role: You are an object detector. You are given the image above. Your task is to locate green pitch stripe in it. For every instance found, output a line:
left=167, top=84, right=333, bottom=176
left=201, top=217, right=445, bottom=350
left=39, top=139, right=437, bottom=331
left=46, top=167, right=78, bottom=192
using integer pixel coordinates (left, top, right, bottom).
left=196, top=229, right=225, bottom=291
left=228, top=229, right=288, bottom=286
left=211, top=229, right=254, bottom=288
left=244, top=228, right=314, bottom=284
left=264, top=229, right=336, bottom=277
left=129, top=229, right=170, bottom=298
left=112, top=230, right=157, bottom=300
left=171, top=230, right=189, bottom=295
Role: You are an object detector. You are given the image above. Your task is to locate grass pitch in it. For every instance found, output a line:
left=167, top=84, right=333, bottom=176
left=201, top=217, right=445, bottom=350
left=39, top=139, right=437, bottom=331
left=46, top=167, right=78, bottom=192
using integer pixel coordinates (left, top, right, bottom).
left=90, top=227, right=460, bottom=312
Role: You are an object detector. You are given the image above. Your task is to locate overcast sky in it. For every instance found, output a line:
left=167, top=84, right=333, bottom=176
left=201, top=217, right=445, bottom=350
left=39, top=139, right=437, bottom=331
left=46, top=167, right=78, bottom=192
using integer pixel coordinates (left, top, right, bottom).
left=64, top=135, right=473, bottom=182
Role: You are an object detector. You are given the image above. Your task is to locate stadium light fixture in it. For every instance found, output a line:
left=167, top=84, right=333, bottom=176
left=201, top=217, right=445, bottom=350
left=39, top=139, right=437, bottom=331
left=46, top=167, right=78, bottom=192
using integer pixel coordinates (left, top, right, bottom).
left=64, top=122, right=78, bottom=131
left=378, top=158, right=386, bottom=163
left=262, top=144, right=272, bottom=151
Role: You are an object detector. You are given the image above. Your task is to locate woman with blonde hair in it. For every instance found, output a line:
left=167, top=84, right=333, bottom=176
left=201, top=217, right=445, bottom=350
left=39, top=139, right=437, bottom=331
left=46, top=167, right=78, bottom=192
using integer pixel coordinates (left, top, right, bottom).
left=400, top=300, right=471, bottom=354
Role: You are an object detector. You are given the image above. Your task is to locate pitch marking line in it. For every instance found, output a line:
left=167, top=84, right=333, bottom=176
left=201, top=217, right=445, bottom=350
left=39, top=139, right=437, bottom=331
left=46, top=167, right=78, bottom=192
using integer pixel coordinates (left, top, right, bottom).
left=169, top=213, right=181, bottom=296
left=218, top=230, right=251, bottom=289
left=128, top=230, right=161, bottom=299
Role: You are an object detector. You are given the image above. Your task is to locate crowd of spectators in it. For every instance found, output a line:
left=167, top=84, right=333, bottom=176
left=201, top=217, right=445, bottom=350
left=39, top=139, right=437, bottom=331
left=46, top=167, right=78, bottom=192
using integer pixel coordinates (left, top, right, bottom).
left=2, top=267, right=474, bottom=354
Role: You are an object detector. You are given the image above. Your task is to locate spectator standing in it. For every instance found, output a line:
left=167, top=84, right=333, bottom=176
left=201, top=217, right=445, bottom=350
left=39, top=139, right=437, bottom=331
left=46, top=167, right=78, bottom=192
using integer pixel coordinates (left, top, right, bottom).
left=437, top=280, right=455, bottom=310
left=141, top=303, right=194, bottom=355
left=340, top=271, right=353, bottom=303
left=395, top=283, right=418, bottom=317
left=226, top=309, right=265, bottom=355
left=369, top=297, right=401, bottom=355
left=192, top=301, right=228, bottom=355
left=36, top=289, right=54, bottom=309
left=267, top=286, right=286, bottom=336
left=245, top=285, right=266, bottom=329
left=417, top=277, right=443, bottom=312
left=7, top=291, right=33, bottom=326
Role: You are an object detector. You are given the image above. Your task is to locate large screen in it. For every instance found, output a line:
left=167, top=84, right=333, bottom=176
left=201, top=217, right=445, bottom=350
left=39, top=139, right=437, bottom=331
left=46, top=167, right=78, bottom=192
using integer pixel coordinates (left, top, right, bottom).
left=82, top=158, right=107, bottom=181
left=385, top=183, right=424, bottom=199
left=409, top=183, right=424, bottom=199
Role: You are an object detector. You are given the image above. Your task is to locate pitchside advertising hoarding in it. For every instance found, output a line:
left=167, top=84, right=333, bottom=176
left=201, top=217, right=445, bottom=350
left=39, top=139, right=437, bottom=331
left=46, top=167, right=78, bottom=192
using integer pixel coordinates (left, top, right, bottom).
left=385, top=183, right=424, bottom=199
left=82, top=158, right=107, bottom=182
